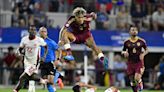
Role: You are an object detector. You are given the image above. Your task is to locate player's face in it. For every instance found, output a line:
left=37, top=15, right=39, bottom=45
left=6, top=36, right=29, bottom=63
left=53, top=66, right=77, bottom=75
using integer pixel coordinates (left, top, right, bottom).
left=75, top=15, right=84, bottom=24
left=129, top=27, right=138, bottom=36
left=39, top=28, right=47, bottom=38
left=28, top=26, right=36, bottom=36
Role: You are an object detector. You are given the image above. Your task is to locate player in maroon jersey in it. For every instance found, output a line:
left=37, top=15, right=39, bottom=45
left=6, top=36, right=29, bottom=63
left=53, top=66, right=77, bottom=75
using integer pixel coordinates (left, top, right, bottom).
left=122, top=25, right=148, bottom=92
left=58, top=7, right=108, bottom=69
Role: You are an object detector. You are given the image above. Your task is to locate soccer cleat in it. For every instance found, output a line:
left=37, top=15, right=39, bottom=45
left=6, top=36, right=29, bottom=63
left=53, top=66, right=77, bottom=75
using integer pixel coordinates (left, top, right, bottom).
left=58, top=78, right=64, bottom=89
left=64, top=55, right=75, bottom=61
left=53, top=86, right=56, bottom=92
left=138, top=82, right=143, bottom=92
left=100, top=57, right=109, bottom=70
left=13, top=89, right=18, bottom=92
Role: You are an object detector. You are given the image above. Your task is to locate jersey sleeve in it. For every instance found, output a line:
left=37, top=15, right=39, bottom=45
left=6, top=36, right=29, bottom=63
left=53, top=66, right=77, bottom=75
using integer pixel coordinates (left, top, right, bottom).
left=39, top=37, right=47, bottom=46
left=142, top=39, right=147, bottom=50
left=122, top=40, right=128, bottom=51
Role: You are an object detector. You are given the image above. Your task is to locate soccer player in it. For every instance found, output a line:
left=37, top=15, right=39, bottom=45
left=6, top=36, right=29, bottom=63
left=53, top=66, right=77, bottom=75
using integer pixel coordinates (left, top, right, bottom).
left=39, top=27, right=63, bottom=92
left=72, top=82, right=97, bottom=92
left=13, top=25, right=48, bottom=92
left=122, top=25, right=148, bottom=92
left=104, top=86, right=120, bottom=92
left=58, top=7, right=108, bottom=69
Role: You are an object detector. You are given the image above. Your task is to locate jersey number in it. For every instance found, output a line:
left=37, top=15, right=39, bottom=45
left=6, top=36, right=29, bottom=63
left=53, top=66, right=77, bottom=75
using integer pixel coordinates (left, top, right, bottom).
left=133, top=48, right=136, bottom=53
left=27, top=47, right=33, bottom=53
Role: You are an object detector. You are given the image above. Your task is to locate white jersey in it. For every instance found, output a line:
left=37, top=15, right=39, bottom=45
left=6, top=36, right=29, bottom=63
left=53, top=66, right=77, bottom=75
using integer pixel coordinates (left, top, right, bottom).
left=20, top=35, right=46, bottom=68
left=85, top=88, right=95, bottom=92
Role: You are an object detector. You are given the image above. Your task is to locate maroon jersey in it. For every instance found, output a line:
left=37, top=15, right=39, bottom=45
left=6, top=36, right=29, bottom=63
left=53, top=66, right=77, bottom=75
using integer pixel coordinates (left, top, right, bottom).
left=64, top=15, right=94, bottom=44
left=122, top=37, right=147, bottom=63
left=64, top=15, right=93, bottom=34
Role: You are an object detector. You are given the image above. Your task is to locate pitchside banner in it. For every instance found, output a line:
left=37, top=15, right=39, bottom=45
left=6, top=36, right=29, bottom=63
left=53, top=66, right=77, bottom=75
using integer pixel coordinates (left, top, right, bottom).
left=0, top=28, right=164, bottom=47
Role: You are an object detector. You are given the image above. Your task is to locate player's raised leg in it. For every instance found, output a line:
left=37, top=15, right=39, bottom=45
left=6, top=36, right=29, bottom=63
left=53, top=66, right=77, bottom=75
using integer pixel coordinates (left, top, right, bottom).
left=85, top=36, right=108, bottom=69
left=59, top=30, right=76, bottom=60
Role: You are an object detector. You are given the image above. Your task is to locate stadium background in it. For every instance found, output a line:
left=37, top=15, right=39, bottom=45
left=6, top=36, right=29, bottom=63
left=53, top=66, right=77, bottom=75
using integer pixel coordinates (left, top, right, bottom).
left=0, top=0, right=164, bottom=92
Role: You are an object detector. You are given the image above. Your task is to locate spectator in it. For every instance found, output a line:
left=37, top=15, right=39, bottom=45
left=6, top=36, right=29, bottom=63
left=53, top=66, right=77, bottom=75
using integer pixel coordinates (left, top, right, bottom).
left=131, top=4, right=146, bottom=30
left=116, top=6, right=132, bottom=31
left=96, top=0, right=112, bottom=13
left=12, top=3, right=27, bottom=27
left=48, top=0, right=59, bottom=12
left=96, top=4, right=110, bottom=30
left=154, top=55, right=164, bottom=90
left=33, top=2, right=47, bottom=27
left=2, top=46, right=16, bottom=85
left=17, top=0, right=33, bottom=15
left=113, top=54, right=127, bottom=88
left=152, top=4, right=164, bottom=31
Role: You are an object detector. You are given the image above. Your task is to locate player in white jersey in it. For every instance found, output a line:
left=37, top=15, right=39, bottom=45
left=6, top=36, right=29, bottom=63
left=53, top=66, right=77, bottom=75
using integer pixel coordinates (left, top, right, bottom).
left=13, top=25, right=48, bottom=92
left=72, top=82, right=97, bottom=92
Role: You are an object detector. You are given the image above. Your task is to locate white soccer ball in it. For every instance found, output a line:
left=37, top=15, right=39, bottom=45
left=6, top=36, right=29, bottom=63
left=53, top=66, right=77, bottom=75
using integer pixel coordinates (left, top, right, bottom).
left=104, top=87, right=120, bottom=92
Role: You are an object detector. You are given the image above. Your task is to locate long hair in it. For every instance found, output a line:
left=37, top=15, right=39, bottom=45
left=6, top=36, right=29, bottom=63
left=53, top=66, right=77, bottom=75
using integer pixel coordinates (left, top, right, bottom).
left=73, top=7, right=86, bottom=17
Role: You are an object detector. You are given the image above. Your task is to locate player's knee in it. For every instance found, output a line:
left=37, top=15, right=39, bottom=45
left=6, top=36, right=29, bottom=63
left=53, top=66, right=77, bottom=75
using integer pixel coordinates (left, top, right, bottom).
left=58, top=40, right=64, bottom=46
left=135, top=75, right=141, bottom=82
left=69, top=36, right=76, bottom=42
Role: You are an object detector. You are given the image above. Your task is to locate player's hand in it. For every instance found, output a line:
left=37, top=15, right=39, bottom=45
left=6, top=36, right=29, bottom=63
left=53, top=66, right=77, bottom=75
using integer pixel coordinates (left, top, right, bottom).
left=90, top=12, right=97, bottom=19
left=140, top=53, right=145, bottom=61
left=54, top=60, right=62, bottom=66
left=122, top=51, right=129, bottom=58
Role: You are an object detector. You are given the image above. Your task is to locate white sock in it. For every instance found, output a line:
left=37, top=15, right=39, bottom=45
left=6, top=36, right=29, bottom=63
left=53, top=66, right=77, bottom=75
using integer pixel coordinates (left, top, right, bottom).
left=98, top=53, right=104, bottom=59
left=28, top=80, right=35, bottom=92
left=64, top=43, right=71, bottom=50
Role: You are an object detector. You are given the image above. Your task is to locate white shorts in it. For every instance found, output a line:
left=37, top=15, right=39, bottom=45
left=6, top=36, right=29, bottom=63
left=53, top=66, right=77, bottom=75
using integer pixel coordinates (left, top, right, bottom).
left=24, top=65, right=38, bottom=76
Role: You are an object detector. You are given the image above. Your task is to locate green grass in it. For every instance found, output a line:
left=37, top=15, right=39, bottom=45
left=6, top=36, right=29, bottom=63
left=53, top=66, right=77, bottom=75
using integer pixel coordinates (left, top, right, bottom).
left=0, top=88, right=163, bottom=92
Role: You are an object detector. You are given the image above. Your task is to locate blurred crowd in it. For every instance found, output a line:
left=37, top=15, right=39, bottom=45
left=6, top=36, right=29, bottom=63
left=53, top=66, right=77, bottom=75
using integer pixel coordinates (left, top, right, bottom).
left=8, top=0, right=164, bottom=31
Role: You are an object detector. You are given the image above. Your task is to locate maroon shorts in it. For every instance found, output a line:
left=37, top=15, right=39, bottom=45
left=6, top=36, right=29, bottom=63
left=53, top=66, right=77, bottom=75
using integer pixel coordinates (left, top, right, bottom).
left=127, top=61, right=144, bottom=76
left=73, top=31, right=91, bottom=44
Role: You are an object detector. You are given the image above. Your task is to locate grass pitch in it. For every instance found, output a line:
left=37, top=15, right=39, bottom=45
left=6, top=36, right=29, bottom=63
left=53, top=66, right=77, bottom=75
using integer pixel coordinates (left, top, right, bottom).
left=0, top=88, right=163, bottom=92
